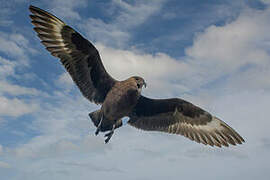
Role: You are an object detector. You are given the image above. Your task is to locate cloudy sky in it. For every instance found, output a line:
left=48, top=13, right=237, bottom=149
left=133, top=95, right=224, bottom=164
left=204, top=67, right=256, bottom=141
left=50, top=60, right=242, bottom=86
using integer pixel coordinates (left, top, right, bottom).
left=0, top=0, right=270, bottom=179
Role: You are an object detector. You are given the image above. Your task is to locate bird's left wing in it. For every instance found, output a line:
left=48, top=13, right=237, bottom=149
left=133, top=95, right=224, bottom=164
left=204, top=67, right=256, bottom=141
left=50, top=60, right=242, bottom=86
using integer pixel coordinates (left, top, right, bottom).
left=128, top=96, right=245, bottom=147
left=29, top=5, right=116, bottom=104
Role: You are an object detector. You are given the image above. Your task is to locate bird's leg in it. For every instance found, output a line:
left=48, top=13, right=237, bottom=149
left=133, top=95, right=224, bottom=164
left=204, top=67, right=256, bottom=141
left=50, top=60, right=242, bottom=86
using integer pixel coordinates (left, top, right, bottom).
left=95, top=114, right=103, bottom=136
left=104, top=124, right=115, bottom=143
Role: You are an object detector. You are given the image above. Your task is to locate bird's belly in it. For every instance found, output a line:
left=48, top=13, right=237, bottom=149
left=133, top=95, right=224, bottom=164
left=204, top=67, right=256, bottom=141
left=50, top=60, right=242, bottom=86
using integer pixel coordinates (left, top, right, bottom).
left=102, top=86, right=139, bottom=122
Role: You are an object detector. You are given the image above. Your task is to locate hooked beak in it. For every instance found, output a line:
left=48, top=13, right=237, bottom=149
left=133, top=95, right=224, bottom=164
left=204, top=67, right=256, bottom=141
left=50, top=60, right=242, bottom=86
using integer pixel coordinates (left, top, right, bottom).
left=143, top=81, right=147, bottom=88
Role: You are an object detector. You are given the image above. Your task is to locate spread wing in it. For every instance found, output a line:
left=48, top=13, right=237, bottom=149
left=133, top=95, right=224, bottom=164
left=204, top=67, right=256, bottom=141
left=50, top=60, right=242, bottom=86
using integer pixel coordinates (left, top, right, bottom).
left=29, top=5, right=116, bottom=104
left=129, top=96, right=245, bottom=147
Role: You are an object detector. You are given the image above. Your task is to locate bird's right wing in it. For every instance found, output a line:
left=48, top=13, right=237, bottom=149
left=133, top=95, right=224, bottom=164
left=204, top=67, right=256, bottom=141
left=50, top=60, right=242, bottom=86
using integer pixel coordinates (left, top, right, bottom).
left=29, top=5, right=116, bottom=104
left=129, top=96, right=245, bottom=147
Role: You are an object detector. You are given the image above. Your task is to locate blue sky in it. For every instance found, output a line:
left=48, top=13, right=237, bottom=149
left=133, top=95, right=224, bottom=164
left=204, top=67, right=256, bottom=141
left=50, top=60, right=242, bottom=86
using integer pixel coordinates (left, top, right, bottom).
left=0, top=0, right=270, bottom=179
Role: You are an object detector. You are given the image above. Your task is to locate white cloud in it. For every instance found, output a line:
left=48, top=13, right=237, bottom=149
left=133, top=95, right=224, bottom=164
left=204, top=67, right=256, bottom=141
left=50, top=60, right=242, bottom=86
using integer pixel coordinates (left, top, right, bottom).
left=55, top=72, right=74, bottom=91
left=261, top=0, right=270, bottom=4
left=184, top=146, right=248, bottom=159
left=0, top=161, right=11, bottom=169
left=0, top=96, right=39, bottom=117
left=162, top=11, right=177, bottom=20
left=212, top=91, right=270, bottom=141
left=224, top=65, right=270, bottom=91
left=97, top=44, right=192, bottom=97
left=0, top=144, right=3, bottom=154
left=0, top=56, right=16, bottom=78
left=32, top=94, right=90, bottom=132
left=13, top=134, right=110, bottom=159
left=0, top=19, right=13, bottom=27
left=0, top=81, right=41, bottom=96
left=79, top=0, right=165, bottom=47
left=0, top=34, right=25, bottom=58
left=0, top=31, right=37, bottom=67
left=0, top=3, right=14, bottom=27
left=0, top=30, right=44, bottom=118
left=49, top=0, right=87, bottom=20
left=79, top=18, right=130, bottom=47
left=185, top=8, right=270, bottom=89
left=0, top=0, right=28, bottom=27
left=111, top=0, right=164, bottom=27
left=9, top=33, right=37, bottom=55
left=7, top=93, right=107, bottom=159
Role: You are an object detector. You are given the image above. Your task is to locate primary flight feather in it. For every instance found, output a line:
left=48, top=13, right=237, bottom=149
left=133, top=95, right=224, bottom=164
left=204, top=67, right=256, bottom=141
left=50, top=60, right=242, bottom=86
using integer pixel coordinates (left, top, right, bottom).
left=29, top=5, right=245, bottom=147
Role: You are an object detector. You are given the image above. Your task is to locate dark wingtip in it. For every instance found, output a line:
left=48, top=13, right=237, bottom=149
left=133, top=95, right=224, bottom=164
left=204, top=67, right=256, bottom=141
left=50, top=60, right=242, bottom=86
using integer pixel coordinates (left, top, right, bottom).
left=29, top=5, right=38, bottom=12
left=29, top=5, right=43, bottom=18
left=28, top=5, right=65, bottom=25
left=29, top=5, right=47, bottom=15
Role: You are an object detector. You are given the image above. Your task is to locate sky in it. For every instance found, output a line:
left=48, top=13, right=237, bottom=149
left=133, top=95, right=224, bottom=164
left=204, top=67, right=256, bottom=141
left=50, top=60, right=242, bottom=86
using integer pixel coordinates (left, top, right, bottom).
left=0, top=0, right=270, bottom=179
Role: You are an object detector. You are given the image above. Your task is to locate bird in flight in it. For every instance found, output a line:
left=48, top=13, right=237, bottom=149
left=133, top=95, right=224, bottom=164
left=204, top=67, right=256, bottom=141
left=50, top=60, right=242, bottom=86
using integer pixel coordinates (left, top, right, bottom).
left=29, top=5, right=245, bottom=147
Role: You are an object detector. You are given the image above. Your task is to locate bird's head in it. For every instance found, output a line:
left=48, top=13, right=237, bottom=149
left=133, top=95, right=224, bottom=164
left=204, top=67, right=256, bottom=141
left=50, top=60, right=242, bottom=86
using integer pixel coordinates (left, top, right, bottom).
left=132, top=76, right=147, bottom=90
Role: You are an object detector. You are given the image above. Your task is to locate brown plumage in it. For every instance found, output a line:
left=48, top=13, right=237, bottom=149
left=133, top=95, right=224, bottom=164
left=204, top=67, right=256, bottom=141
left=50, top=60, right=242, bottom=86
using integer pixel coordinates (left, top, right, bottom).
left=29, top=5, right=245, bottom=146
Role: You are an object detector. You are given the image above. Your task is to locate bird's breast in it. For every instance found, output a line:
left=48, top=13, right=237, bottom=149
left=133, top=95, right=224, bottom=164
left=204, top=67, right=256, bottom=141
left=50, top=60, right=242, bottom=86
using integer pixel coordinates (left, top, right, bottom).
left=102, top=81, right=140, bottom=120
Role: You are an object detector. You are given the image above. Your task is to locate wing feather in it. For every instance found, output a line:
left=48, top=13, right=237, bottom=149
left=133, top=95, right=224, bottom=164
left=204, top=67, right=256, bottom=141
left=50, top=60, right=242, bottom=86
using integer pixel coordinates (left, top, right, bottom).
left=129, top=96, right=245, bottom=147
left=29, top=5, right=116, bottom=104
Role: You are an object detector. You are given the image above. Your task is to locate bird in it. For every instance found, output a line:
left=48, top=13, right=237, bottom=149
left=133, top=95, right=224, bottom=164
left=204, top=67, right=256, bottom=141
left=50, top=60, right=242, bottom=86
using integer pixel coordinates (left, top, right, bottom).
left=29, top=5, right=245, bottom=147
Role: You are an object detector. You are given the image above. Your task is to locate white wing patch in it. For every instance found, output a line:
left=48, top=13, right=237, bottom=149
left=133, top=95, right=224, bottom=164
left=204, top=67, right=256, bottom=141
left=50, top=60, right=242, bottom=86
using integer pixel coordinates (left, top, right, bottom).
left=194, top=117, right=224, bottom=131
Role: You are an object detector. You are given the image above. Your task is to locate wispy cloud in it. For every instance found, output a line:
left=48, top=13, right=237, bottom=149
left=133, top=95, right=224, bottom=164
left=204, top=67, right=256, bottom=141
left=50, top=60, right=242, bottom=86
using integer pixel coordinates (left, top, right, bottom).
left=0, top=96, right=39, bottom=117
left=79, top=0, right=165, bottom=47
left=0, top=57, right=16, bottom=77
left=0, top=144, right=3, bottom=154
left=184, top=144, right=248, bottom=159
left=186, top=8, right=270, bottom=69
left=0, top=7, right=13, bottom=27
left=185, top=7, right=270, bottom=92
left=0, top=161, right=11, bottom=169
left=0, top=30, right=43, bottom=119
left=0, top=31, right=36, bottom=65
left=0, top=0, right=25, bottom=27
left=0, top=81, right=41, bottom=96
left=54, top=72, right=74, bottom=92
left=96, top=44, right=192, bottom=97
left=49, top=0, right=88, bottom=20
left=111, top=0, right=165, bottom=27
